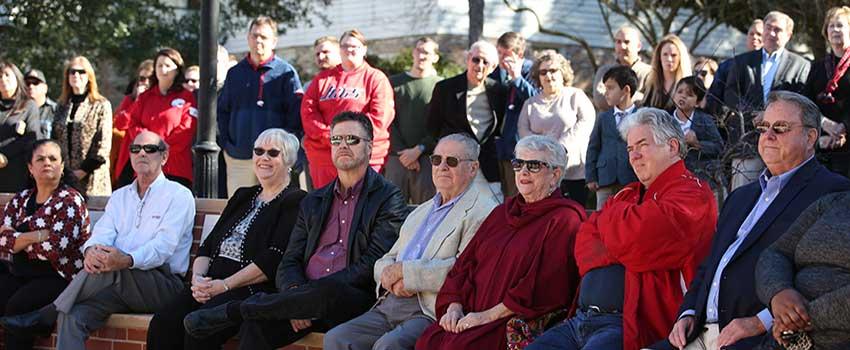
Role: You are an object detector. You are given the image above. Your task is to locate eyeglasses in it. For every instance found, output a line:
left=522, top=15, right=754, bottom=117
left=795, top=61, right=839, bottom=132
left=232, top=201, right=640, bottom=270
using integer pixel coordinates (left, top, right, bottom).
left=138, top=75, right=151, bottom=83
left=511, top=158, right=554, bottom=173
left=470, top=56, right=490, bottom=66
left=253, top=147, right=281, bottom=157
left=330, top=134, right=370, bottom=146
left=68, top=69, right=86, bottom=76
left=185, top=78, right=198, bottom=83
left=539, top=68, right=560, bottom=76
left=753, top=120, right=806, bottom=135
left=429, top=155, right=474, bottom=168
left=129, top=144, right=164, bottom=154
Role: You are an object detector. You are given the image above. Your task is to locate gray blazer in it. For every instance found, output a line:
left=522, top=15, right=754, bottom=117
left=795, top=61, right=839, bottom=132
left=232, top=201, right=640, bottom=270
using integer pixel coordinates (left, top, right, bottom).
left=372, top=187, right=498, bottom=320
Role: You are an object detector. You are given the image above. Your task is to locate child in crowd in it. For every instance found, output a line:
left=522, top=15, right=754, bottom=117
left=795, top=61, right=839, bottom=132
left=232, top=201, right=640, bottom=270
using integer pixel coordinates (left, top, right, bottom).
left=671, top=76, right=724, bottom=188
left=585, top=65, right=639, bottom=209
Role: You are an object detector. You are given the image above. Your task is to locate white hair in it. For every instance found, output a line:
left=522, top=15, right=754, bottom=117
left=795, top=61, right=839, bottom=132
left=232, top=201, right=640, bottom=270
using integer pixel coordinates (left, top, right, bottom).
left=438, top=133, right=480, bottom=160
left=468, top=40, right=498, bottom=65
left=254, top=128, right=300, bottom=169
left=515, top=135, right=567, bottom=182
left=617, top=108, right=686, bottom=159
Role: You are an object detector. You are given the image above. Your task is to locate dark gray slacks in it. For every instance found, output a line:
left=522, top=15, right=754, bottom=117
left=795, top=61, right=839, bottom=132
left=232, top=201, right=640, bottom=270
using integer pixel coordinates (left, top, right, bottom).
left=236, top=278, right=374, bottom=350
left=54, top=268, right=183, bottom=349
left=323, top=294, right=432, bottom=350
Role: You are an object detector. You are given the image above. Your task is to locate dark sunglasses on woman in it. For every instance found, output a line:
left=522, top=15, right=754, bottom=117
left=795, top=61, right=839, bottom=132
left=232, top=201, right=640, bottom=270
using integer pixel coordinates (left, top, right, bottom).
left=511, top=158, right=553, bottom=173
left=253, top=148, right=281, bottom=157
left=429, top=155, right=474, bottom=168
left=129, top=144, right=164, bottom=154
left=330, top=134, right=370, bottom=146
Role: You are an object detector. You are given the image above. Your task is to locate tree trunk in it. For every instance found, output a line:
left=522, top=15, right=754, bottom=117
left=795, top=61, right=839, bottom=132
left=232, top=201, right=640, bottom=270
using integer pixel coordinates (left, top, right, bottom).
left=468, top=0, right=484, bottom=47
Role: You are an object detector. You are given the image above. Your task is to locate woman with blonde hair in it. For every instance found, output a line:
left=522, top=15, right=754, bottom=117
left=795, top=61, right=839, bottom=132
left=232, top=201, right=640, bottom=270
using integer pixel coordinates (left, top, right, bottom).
left=804, top=6, right=850, bottom=177
left=643, top=34, right=692, bottom=109
left=52, top=56, right=113, bottom=195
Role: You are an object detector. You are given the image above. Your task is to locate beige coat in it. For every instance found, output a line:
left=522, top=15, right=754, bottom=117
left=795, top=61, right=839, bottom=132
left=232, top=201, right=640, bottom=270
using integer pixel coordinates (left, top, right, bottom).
left=53, top=97, right=112, bottom=196
left=373, top=187, right=498, bottom=320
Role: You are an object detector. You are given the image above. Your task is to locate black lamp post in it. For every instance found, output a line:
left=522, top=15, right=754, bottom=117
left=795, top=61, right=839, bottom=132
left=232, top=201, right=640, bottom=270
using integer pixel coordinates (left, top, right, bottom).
left=193, top=0, right=220, bottom=198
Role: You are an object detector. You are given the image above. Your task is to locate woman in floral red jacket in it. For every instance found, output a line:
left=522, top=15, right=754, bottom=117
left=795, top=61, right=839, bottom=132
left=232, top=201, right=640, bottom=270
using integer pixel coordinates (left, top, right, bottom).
left=0, top=139, right=90, bottom=350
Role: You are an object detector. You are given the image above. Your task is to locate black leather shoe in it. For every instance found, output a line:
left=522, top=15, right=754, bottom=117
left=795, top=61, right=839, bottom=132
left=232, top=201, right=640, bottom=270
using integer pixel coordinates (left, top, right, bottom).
left=184, top=302, right=236, bottom=339
left=0, top=308, right=55, bottom=336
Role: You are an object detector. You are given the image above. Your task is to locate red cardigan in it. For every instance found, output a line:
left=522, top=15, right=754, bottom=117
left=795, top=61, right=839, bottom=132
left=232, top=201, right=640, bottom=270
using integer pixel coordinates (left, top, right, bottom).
left=575, top=161, right=717, bottom=350
left=114, top=88, right=197, bottom=183
left=301, top=63, right=394, bottom=171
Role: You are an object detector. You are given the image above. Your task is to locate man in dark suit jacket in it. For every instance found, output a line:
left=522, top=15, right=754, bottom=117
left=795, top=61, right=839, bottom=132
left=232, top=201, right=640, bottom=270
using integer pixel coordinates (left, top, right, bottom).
left=427, top=40, right=507, bottom=198
left=723, top=11, right=811, bottom=190
left=183, top=112, right=408, bottom=349
left=653, top=91, right=850, bottom=350
left=490, top=31, right=536, bottom=198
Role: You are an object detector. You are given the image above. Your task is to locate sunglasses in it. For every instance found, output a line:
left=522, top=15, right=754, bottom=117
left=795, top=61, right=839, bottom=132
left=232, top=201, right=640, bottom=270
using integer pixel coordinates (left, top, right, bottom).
left=253, top=147, right=281, bottom=157
left=185, top=78, right=199, bottom=83
left=511, top=158, right=554, bottom=173
left=129, top=144, right=164, bottom=154
left=138, top=75, right=151, bottom=82
left=470, top=56, right=490, bottom=66
left=753, top=120, right=805, bottom=135
left=539, top=68, right=560, bottom=76
left=330, top=134, right=370, bottom=146
left=429, top=154, right=474, bottom=168
left=696, top=70, right=710, bottom=78
left=68, top=69, right=86, bottom=76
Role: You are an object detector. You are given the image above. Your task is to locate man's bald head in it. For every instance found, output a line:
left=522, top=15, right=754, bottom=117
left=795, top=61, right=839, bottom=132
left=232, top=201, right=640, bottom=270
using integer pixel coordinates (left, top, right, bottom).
left=130, top=131, right=169, bottom=178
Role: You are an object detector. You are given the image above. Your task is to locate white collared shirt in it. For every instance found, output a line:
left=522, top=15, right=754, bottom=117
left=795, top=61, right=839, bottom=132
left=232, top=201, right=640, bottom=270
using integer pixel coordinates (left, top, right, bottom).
left=761, top=48, right=785, bottom=103
left=613, top=104, right=636, bottom=125
left=82, top=172, right=195, bottom=275
left=675, top=109, right=694, bottom=133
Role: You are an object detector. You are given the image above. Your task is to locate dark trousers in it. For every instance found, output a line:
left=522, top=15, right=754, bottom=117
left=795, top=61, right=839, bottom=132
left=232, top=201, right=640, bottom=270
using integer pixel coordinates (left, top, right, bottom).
left=526, top=310, right=623, bottom=350
left=236, top=278, right=374, bottom=350
left=0, top=272, right=68, bottom=350
left=561, top=179, right=589, bottom=208
left=147, top=258, right=255, bottom=350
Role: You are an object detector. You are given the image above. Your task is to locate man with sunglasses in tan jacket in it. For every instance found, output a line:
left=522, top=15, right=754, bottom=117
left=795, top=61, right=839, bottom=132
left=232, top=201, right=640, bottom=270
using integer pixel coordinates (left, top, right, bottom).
left=324, top=133, right=498, bottom=350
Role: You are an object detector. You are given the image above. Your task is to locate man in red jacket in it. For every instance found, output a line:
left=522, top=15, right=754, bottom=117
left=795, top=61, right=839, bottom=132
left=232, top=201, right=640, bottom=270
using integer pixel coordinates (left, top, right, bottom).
left=527, top=108, right=718, bottom=350
left=301, top=29, right=394, bottom=188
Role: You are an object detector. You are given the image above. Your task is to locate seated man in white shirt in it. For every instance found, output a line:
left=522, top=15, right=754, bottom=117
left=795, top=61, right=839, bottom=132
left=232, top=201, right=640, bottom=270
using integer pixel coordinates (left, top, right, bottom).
left=0, top=131, right=196, bottom=349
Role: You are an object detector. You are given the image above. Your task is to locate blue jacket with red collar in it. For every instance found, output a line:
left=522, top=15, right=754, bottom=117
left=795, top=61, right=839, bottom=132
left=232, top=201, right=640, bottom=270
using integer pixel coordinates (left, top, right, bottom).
left=217, top=55, right=303, bottom=159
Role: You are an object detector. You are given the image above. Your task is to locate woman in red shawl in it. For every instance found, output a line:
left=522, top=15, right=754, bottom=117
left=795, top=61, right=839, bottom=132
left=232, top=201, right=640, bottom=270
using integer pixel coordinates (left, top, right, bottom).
left=415, top=135, right=585, bottom=350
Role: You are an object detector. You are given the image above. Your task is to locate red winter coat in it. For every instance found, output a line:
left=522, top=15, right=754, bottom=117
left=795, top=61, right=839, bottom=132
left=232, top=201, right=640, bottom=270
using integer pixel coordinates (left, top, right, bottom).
left=575, top=160, right=717, bottom=350
left=301, top=63, right=394, bottom=187
left=114, top=88, right=197, bottom=184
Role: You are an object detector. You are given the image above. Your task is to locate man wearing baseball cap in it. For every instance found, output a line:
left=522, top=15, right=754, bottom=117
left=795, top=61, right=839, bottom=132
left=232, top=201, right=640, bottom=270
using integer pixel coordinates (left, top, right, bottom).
left=24, top=69, right=56, bottom=138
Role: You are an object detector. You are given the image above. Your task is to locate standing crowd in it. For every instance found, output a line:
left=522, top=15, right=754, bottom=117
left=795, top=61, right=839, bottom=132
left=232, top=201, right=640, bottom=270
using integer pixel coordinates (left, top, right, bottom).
left=0, top=7, right=850, bottom=350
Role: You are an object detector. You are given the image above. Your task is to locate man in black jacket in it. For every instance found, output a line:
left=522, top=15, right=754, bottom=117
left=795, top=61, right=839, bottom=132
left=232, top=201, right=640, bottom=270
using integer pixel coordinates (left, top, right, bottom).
left=426, top=40, right=507, bottom=201
left=184, top=111, right=408, bottom=349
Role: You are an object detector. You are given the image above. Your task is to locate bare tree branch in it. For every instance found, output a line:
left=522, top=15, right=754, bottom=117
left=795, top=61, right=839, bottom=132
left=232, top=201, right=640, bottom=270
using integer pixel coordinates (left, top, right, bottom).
left=502, top=0, right=600, bottom=70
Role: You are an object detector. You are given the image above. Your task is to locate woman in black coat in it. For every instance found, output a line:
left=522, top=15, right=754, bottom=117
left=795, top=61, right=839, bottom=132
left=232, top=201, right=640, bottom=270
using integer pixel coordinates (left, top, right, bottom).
left=805, top=6, right=850, bottom=177
left=0, top=60, right=41, bottom=193
left=147, top=129, right=306, bottom=349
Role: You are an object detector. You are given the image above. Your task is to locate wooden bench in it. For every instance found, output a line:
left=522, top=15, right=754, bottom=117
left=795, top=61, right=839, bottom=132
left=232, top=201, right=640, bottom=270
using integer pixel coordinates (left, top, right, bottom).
left=0, top=193, right=324, bottom=350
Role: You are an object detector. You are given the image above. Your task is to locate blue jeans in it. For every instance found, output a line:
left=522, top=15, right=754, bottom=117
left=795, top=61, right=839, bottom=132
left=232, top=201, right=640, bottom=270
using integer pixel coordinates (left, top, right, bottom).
left=527, top=310, right=623, bottom=350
